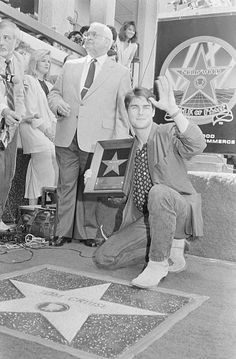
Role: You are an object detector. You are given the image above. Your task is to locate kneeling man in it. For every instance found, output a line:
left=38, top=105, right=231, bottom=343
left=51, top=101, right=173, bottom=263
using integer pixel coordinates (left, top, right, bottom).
left=92, top=76, right=206, bottom=289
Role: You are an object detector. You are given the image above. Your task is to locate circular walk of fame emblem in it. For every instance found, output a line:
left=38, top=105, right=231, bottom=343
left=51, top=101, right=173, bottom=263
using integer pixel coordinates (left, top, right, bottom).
left=160, top=36, right=236, bottom=126
left=37, top=302, right=70, bottom=312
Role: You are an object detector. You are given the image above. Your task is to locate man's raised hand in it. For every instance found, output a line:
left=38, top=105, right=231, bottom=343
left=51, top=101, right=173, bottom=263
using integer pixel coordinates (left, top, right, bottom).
left=149, top=75, right=179, bottom=119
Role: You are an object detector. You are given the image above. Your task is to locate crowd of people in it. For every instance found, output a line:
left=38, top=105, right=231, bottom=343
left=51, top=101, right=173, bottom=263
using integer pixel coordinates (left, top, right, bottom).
left=0, top=18, right=206, bottom=289
left=65, top=21, right=138, bottom=72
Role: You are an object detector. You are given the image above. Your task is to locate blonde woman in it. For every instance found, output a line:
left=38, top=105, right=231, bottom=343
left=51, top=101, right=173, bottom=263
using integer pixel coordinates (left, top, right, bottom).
left=20, top=49, right=58, bottom=205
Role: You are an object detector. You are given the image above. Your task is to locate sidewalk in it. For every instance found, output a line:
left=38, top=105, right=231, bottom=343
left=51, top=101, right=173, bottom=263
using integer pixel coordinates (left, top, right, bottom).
left=0, top=242, right=235, bottom=359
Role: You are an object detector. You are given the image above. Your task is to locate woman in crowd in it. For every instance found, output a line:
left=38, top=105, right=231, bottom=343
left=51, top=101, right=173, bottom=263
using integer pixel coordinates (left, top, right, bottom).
left=20, top=49, right=58, bottom=205
left=116, top=21, right=138, bottom=71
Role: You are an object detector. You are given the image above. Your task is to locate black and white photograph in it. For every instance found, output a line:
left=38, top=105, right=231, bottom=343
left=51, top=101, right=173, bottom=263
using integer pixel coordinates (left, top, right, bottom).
left=0, top=1, right=235, bottom=359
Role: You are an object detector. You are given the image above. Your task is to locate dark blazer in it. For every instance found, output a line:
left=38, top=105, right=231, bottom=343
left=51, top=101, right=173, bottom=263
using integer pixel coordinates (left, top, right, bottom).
left=121, top=121, right=207, bottom=237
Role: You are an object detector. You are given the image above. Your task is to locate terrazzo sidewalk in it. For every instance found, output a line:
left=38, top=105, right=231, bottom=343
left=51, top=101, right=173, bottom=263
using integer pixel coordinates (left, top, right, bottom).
left=0, top=242, right=235, bottom=359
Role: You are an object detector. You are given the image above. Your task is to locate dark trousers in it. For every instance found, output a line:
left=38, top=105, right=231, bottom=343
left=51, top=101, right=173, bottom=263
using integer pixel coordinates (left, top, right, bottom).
left=55, top=134, right=98, bottom=239
left=0, top=129, right=18, bottom=220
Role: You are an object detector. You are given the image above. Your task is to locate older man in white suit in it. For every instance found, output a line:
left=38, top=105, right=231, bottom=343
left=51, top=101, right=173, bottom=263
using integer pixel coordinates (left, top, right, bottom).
left=48, top=22, right=132, bottom=246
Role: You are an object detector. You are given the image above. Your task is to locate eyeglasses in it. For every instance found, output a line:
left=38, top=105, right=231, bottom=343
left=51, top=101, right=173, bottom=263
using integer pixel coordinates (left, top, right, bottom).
left=84, top=31, right=109, bottom=40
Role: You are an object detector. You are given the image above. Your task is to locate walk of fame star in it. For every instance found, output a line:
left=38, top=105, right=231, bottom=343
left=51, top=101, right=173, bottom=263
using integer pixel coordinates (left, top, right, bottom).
left=0, top=266, right=208, bottom=359
left=174, top=44, right=228, bottom=106
left=0, top=279, right=165, bottom=343
left=102, top=152, right=127, bottom=176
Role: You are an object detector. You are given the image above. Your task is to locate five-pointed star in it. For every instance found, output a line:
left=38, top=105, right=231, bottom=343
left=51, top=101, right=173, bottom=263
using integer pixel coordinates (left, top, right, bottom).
left=102, top=152, right=127, bottom=176
left=0, top=280, right=165, bottom=342
left=174, top=45, right=227, bottom=105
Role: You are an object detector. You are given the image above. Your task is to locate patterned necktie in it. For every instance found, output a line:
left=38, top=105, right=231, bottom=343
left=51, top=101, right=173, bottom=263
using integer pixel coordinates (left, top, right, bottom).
left=81, top=58, right=97, bottom=99
left=5, top=59, right=15, bottom=111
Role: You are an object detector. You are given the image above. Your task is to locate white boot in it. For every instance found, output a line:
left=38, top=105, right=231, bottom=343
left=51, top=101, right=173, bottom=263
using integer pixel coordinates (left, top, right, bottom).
left=168, top=239, right=186, bottom=273
left=131, top=260, right=169, bottom=289
left=0, top=220, right=10, bottom=231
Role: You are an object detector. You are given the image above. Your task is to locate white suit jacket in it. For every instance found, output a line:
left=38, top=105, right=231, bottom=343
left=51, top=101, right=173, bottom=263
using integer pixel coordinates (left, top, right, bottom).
left=48, top=56, right=132, bottom=152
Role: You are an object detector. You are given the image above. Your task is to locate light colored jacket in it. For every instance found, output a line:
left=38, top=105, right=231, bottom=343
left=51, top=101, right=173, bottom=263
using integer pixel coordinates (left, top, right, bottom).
left=0, top=51, right=26, bottom=118
left=19, top=75, right=56, bottom=154
left=48, top=56, right=132, bottom=152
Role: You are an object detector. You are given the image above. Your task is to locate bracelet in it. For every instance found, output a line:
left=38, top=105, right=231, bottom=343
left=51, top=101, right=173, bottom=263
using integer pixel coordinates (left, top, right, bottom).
left=169, top=108, right=182, bottom=119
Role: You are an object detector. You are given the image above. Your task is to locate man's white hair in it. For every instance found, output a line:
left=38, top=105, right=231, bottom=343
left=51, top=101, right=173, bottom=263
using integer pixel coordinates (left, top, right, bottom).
left=0, top=19, right=20, bottom=39
left=89, top=22, right=113, bottom=48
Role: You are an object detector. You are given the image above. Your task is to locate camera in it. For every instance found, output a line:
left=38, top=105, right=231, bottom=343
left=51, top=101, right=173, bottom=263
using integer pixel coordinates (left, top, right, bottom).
left=0, top=73, right=18, bottom=85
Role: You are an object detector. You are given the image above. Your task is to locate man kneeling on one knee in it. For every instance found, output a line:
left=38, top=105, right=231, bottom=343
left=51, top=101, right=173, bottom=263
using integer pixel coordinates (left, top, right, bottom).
left=85, top=75, right=206, bottom=289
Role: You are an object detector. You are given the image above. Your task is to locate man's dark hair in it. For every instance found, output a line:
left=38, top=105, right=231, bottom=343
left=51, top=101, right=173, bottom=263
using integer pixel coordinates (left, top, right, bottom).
left=124, top=87, right=155, bottom=110
left=68, top=30, right=80, bottom=38
left=80, top=25, right=89, bottom=35
left=68, top=30, right=82, bottom=40
left=107, top=25, right=117, bottom=42
left=37, top=34, right=53, bottom=45
left=107, top=48, right=117, bottom=60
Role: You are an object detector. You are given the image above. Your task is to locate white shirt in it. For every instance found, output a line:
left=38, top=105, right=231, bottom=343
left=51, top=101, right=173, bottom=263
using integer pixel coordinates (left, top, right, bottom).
left=80, top=54, right=108, bottom=92
left=116, top=39, right=137, bottom=69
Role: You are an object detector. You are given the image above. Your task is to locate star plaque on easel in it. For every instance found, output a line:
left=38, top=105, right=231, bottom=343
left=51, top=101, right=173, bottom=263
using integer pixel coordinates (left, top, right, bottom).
left=84, top=138, right=135, bottom=197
